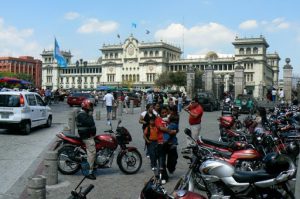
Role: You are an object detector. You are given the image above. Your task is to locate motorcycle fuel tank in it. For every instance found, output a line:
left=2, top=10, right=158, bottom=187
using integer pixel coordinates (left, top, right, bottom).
left=200, top=159, right=234, bottom=178
left=95, top=134, right=118, bottom=149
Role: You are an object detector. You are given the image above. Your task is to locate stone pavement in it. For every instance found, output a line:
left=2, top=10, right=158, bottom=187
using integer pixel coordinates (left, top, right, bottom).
left=40, top=107, right=221, bottom=199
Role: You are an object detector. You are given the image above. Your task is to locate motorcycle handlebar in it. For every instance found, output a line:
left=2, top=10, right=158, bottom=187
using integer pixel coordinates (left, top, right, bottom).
left=81, top=184, right=94, bottom=197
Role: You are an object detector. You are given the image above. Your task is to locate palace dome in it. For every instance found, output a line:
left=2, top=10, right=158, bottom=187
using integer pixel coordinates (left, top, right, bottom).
left=205, top=51, right=218, bottom=60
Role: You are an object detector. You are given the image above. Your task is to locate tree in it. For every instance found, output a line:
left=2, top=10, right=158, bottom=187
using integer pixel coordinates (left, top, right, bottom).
left=194, top=70, right=204, bottom=91
left=155, top=71, right=171, bottom=88
left=170, top=71, right=186, bottom=87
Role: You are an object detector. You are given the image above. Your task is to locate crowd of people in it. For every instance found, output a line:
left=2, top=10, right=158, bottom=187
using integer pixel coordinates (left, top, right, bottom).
left=138, top=94, right=203, bottom=184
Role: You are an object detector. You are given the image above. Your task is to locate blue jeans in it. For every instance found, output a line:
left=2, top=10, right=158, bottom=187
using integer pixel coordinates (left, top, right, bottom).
left=148, top=141, right=158, bottom=168
left=178, top=104, right=182, bottom=112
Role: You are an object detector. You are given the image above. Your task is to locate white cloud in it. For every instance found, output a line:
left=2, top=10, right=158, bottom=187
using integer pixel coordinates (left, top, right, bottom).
left=77, top=18, right=118, bottom=34
left=154, top=22, right=236, bottom=49
left=64, top=12, right=80, bottom=20
left=0, top=17, right=41, bottom=57
left=262, top=17, right=290, bottom=32
left=239, top=20, right=258, bottom=30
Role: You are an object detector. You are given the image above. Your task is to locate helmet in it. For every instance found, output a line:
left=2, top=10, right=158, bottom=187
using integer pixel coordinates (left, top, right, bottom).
left=81, top=99, right=94, bottom=111
left=263, top=152, right=293, bottom=175
left=285, top=141, right=300, bottom=160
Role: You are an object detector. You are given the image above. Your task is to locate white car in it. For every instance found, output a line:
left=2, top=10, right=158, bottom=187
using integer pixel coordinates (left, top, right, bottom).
left=0, top=91, right=52, bottom=134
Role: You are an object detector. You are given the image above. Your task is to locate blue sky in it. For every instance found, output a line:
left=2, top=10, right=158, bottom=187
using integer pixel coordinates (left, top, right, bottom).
left=0, top=0, right=299, bottom=78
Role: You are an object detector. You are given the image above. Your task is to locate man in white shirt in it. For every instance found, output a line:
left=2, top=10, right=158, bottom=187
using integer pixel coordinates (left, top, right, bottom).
left=279, top=89, right=284, bottom=102
left=146, top=92, right=153, bottom=104
left=103, top=90, right=115, bottom=123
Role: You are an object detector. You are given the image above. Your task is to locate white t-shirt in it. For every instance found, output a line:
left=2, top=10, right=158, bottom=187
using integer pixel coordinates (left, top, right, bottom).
left=140, top=110, right=158, bottom=117
left=272, top=90, right=277, bottom=96
left=103, top=93, right=114, bottom=106
left=279, top=90, right=284, bottom=98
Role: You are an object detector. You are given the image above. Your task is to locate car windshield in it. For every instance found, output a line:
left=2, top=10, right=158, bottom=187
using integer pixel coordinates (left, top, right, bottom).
left=0, top=94, right=20, bottom=107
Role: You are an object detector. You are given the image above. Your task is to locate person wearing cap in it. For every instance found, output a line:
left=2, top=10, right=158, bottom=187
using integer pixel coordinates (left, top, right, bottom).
left=184, top=96, right=204, bottom=147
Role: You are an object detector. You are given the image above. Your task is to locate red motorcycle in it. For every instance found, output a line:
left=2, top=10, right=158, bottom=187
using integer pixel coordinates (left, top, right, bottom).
left=56, top=120, right=142, bottom=175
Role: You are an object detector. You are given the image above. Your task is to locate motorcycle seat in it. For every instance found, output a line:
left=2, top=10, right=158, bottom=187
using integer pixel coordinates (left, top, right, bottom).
left=63, top=133, right=82, bottom=141
left=213, top=150, right=232, bottom=159
left=233, top=170, right=276, bottom=183
left=201, top=138, right=232, bottom=149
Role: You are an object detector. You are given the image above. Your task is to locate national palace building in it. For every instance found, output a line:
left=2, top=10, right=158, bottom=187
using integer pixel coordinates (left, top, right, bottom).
left=41, top=34, right=280, bottom=98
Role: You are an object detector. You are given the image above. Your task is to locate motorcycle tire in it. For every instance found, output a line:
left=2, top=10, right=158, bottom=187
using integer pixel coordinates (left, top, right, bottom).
left=117, top=149, right=142, bottom=174
left=57, top=145, right=81, bottom=175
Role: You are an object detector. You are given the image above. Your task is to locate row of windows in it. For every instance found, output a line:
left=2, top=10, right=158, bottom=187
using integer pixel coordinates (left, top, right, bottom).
left=104, top=53, right=119, bottom=59
left=0, top=60, right=35, bottom=67
left=122, top=74, right=140, bottom=82
left=44, top=57, right=70, bottom=64
left=147, top=73, right=156, bottom=82
left=239, top=47, right=259, bottom=55
left=63, top=85, right=95, bottom=89
left=244, top=63, right=254, bottom=70
left=167, top=64, right=234, bottom=72
left=103, top=50, right=179, bottom=60
left=46, top=76, right=52, bottom=83
left=60, top=76, right=101, bottom=84
left=107, top=74, right=115, bottom=82
left=122, top=67, right=139, bottom=71
left=245, top=73, right=254, bottom=82
left=61, top=68, right=102, bottom=74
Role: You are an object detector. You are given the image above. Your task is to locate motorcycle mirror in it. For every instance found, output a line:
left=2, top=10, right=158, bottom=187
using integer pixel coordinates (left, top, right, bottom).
left=184, top=128, right=192, bottom=137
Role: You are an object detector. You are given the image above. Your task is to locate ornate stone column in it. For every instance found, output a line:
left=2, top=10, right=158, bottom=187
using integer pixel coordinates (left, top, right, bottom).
left=186, top=64, right=195, bottom=99
left=234, top=62, right=245, bottom=98
left=224, top=74, right=230, bottom=92
left=297, top=81, right=300, bottom=102
left=283, top=58, right=293, bottom=103
left=205, top=63, right=214, bottom=92
left=214, top=74, right=221, bottom=100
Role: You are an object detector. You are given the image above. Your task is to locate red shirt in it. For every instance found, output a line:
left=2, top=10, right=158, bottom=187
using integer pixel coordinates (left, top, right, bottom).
left=188, top=104, right=203, bottom=125
left=155, top=117, right=167, bottom=144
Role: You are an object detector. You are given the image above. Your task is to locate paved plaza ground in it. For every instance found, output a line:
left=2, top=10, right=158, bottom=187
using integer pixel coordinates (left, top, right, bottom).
left=1, top=101, right=298, bottom=199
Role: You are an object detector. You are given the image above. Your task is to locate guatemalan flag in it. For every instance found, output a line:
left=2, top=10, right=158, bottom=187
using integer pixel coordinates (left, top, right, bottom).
left=54, top=38, right=67, bottom=67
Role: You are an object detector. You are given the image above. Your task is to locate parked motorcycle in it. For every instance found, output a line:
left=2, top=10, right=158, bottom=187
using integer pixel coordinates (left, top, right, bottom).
left=184, top=128, right=296, bottom=198
left=200, top=152, right=296, bottom=198
left=56, top=120, right=142, bottom=175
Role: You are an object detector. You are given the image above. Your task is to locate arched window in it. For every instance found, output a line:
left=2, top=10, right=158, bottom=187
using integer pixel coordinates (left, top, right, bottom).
left=129, top=74, right=132, bottom=81
left=150, top=51, right=153, bottom=57
left=133, top=74, right=136, bottom=82
left=122, top=75, right=124, bottom=81
left=253, top=47, right=258, bottom=54
left=137, top=74, right=140, bottom=82
left=239, top=48, right=244, bottom=55
left=155, top=51, right=159, bottom=56
left=126, top=75, right=128, bottom=81
left=246, top=48, right=251, bottom=55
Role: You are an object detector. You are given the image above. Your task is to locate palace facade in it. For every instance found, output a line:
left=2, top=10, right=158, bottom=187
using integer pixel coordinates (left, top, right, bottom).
left=41, top=35, right=280, bottom=98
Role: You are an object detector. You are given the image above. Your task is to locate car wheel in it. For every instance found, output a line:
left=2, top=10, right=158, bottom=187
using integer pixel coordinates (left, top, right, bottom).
left=69, top=104, right=73, bottom=107
left=45, top=116, right=52, bottom=128
left=22, top=121, right=31, bottom=135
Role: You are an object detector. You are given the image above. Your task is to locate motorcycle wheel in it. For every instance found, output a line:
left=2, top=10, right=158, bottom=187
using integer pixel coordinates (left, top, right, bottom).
left=57, top=145, right=81, bottom=175
left=117, top=149, right=142, bottom=174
